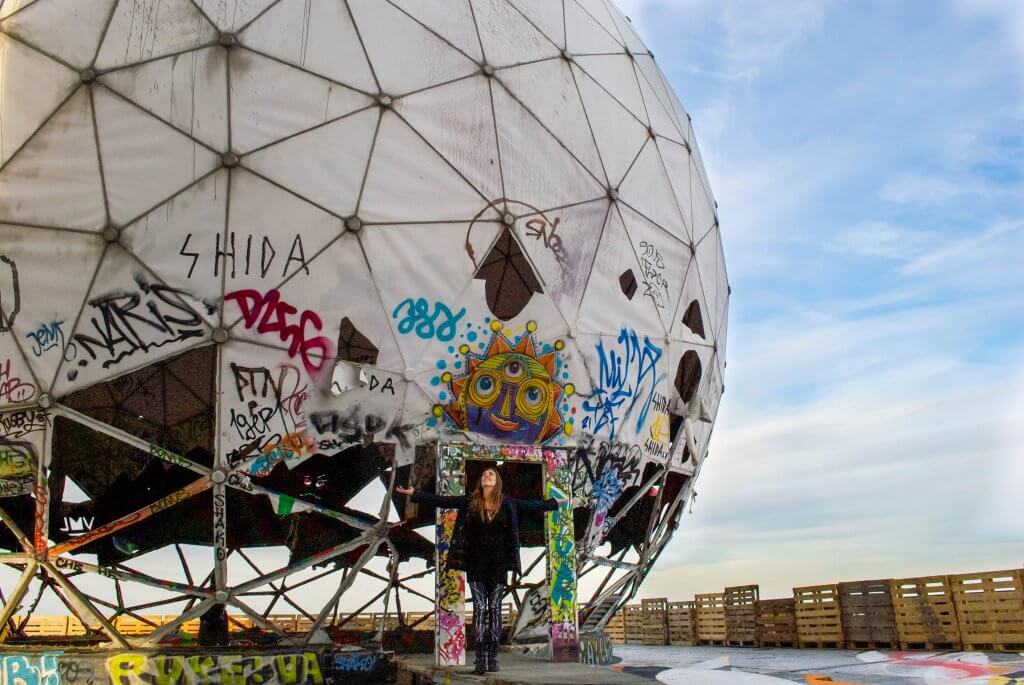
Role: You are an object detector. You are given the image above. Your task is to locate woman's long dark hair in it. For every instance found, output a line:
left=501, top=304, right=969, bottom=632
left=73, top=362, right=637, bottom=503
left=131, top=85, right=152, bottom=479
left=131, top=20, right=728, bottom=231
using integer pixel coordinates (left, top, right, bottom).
left=469, top=468, right=503, bottom=521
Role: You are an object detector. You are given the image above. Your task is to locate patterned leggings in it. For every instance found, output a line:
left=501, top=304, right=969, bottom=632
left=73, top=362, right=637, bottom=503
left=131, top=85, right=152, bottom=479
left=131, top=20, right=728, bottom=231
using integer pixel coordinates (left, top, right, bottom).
left=469, top=581, right=506, bottom=647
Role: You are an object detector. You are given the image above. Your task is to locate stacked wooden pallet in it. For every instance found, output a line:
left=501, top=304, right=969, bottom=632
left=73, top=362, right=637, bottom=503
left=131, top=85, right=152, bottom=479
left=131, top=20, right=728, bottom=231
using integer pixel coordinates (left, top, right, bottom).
left=755, top=598, right=797, bottom=647
left=948, top=569, right=1024, bottom=652
left=725, top=585, right=759, bottom=646
left=696, top=592, right=727, bottom=645
left=838, top=579, right=898, bottom=649
left=794, top=584, right=844, bottom=648
left=624, top=604, right=645, bottom=644
left=642, top=597, right=669, bottom=645
left=890, top=575, right=962, bottom=650
left=605, top=609, right=626, bottom=644
left=667, top=600, right=697, bottom=645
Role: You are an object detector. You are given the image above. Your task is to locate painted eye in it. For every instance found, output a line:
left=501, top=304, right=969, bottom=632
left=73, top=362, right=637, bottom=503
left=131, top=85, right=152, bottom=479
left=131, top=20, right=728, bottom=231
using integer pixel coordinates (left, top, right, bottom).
left=515, top=379, right=549, bottom=419
left=468, top=371, right=501, bottom=404
left=503, top=359, right=525, bottom=380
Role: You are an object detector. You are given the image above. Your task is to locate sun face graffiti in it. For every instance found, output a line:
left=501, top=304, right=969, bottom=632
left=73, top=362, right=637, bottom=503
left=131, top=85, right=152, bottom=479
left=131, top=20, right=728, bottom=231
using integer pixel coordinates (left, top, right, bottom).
left=433, top=321, right=574, bottom=445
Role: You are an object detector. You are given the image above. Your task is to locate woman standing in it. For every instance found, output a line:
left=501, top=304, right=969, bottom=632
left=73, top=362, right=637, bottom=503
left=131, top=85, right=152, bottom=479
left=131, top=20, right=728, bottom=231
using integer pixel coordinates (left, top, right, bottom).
left=396, top=468, right=559, bottom=674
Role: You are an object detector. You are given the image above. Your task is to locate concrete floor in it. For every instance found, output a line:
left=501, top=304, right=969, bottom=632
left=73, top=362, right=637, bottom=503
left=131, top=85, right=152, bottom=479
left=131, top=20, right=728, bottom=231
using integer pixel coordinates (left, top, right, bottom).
left=396, top=646, right=1024, bottom=685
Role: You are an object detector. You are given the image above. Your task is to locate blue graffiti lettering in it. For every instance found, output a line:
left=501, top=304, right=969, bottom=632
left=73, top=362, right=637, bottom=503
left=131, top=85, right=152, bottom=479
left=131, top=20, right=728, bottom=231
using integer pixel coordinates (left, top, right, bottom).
left=2, top=653, right=60, bottom=685
left=581, top=326, right=667, bottom=440
left=391, top=298, right=465, bottom=342
left=25, top=320, right=65, bottom=357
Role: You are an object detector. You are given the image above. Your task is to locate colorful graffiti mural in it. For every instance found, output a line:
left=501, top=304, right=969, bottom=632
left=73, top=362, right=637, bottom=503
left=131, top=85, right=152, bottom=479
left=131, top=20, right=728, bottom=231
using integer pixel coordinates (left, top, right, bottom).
left=433, top=321, right=574, bottom=445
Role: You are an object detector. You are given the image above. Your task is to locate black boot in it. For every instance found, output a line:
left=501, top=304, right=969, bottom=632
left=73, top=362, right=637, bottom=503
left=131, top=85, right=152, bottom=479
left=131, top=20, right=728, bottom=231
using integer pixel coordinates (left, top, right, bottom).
left=473, top=644, right=487, bottom=675
left=487, top=643, right=500, bottom=672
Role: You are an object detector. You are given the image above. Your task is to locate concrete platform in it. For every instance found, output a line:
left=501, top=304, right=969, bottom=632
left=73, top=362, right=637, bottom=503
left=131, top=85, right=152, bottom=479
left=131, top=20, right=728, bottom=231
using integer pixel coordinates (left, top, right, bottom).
left=394, top=652, right=651, bottom=684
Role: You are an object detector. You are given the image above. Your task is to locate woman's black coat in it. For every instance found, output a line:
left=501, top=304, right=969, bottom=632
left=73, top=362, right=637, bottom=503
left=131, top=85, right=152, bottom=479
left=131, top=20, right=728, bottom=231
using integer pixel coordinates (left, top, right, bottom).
left=410, top=490, right=558, bottom=576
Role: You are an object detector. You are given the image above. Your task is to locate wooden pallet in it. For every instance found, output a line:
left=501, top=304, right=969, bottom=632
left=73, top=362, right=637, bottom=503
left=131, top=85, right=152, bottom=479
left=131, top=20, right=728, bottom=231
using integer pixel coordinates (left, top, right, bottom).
left=624, top=604, right=645, bottom=644
left=890, top=575, right=962, bottom=649
left=756, top=598, right=798, bottom=647
left=725, top=585, right=759, bottom=645
left=605, top=610, right=626, bottom=644
left=642, top=597, right=669, bottom=645
left=948, top=569, right=1024, bottom=651
left=668, top=600, right=697, bottom=645
left=696, top=592, right=727, bottom=642
left=794, top=584, right=844, bottom=647
left=839, top=578, right=898, bottom=648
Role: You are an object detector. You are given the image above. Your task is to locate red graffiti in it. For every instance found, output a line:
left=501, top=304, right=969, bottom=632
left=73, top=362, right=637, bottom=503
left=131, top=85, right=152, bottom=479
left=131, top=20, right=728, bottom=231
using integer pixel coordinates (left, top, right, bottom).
left=225, top=289, right=334, bottom=375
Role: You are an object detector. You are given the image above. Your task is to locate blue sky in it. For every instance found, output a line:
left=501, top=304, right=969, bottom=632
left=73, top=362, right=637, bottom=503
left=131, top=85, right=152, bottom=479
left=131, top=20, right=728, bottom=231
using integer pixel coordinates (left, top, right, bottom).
left=616, top=0, right=1024, bottom=599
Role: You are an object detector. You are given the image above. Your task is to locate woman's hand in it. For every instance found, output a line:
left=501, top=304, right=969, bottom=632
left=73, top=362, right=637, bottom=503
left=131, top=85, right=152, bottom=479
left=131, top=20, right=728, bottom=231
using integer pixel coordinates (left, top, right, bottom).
left=395, top=485, right=414, bottom=496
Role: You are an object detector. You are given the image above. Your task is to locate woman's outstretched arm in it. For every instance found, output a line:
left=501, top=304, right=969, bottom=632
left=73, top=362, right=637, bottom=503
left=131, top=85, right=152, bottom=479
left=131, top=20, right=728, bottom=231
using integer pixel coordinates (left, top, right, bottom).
left=513, top=496, right=561, bottom=513
left=395, top=485, right=468, bottom=509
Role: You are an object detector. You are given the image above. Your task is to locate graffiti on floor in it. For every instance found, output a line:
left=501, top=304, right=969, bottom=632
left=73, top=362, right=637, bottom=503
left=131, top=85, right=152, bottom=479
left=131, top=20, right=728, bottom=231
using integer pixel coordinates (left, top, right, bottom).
left=610, top=646, right=1024, bottom=685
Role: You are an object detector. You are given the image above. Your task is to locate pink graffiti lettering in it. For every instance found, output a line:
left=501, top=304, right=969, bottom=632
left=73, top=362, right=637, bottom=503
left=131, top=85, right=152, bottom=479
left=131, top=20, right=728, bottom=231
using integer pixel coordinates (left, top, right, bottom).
left=225, top=289, right=334, bottom=376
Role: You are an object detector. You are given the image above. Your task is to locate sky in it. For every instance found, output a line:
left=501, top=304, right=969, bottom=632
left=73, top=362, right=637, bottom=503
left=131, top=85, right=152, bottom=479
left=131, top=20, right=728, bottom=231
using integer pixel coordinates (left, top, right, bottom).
left=613, top=0, right=1024, bottom=600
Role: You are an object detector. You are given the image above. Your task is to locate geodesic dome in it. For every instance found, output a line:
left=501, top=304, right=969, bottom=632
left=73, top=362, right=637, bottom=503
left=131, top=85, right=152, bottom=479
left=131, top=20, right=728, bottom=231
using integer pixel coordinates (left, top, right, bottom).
left=0, top=0, right=727, bottom=648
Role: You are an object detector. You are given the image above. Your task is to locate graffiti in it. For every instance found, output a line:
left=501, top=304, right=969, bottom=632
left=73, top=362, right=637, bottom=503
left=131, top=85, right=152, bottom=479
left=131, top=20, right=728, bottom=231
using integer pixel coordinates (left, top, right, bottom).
left=2, top=653, right=59, bottom=685
left=391, top=298, right=465, bottom=342
left=213, top=490, right=227, bottom=559
left=0, top=438, right=34, bottom=497
left=231, top=363, right=308, bottom=431
left=225, top=289, right=333, bottom=376
left=644, top=404, right=672, bottom=460
left=65, top=279, right=209, bottom=378
left=329, top=651, right=389, bottom=675
left=58, top=657, right=97, bottom=685
left=638, top=240, right=669, bottom=309
left=577, top=633, right=614, bottom=666
left=0, top=255, right=19, bottom=333
left=25, top=320, right=65, bottom=357
left=524, top=215, right=569, bottom=269
left=0, top=358, right=35, bottom=404
left=435, top=320, right=573, bottom=444
left=550, top=619, right=579, bottom=663
left=180, top=232, right=310, bottom=280
left=436, top=610, right=465, bottom=665
left=106, top=652, right=323, bottom=685
left=58, top=515, right=95, bottom=536
left=0, top=409, right=47, bottom=439
left=581, top=326, right=666, bottom=441
left=237, top=431, right=316, bottom=477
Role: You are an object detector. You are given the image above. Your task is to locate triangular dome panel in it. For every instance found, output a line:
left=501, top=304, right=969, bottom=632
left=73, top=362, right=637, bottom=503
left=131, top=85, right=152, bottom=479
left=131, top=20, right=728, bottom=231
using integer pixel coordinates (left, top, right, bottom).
left=119, top=170, right=229, bottom=326
left=575, top=205, right=662, bottom=338
left=220, top=168, right=344, bottom=297
left=359, top=111, right=493, bottom=223
left=499, top=59, right=606, bottom=183
left=507, top=0, right=565, bottom=49
left=573, top=54, right=646, bottom=123
left=95, top=0, right=218, bottom=70
left=53, top=244, right=214, bottom=397
left=656, top=138, right=694, bottom=242
left=617, top=138, right=687, bottom=242
left=0, top=224, right=104, bottom=394
left=243, top=107, right=379, bottom=218
left=668, top=258, right=705, bottom=345
left=0, top=0, right=117, bottom=69
left=635, top=60, right=684, bottom=144
left=491, top=84, right=605, bottom=214
left=0, top=88, right=105, bottom=230
left=565, top=0, right=623, bottom=55
left=239, top=0, right=377, bottom=93
left=0, top=34, right=79, bottom=165
left=573, top=62, right=649, bottom=187
left=394, top=75, right=503, bottom=205
left=387, top=0, right=483, bottom=62
left=93, top=87, right=220, bottom=226
left=512, top=199, right=608, bottom=325
left=360, top=221, right=499, bottom=372
left=229, top=49, right=375, bottom=154
left=693, top=225, right=724, bottom=346
left=471, top=0, right=561, bottom=67
left=348, top=0, right=479, bottom=95
left=618, top=204, right=690, bottom=334
left=99, top=46, right=228, bottom=151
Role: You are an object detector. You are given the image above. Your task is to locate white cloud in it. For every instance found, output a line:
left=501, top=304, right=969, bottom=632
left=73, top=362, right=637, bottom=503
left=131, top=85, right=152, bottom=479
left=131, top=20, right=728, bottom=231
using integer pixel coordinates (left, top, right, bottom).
left=829, top=221, right=937, bottom=261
